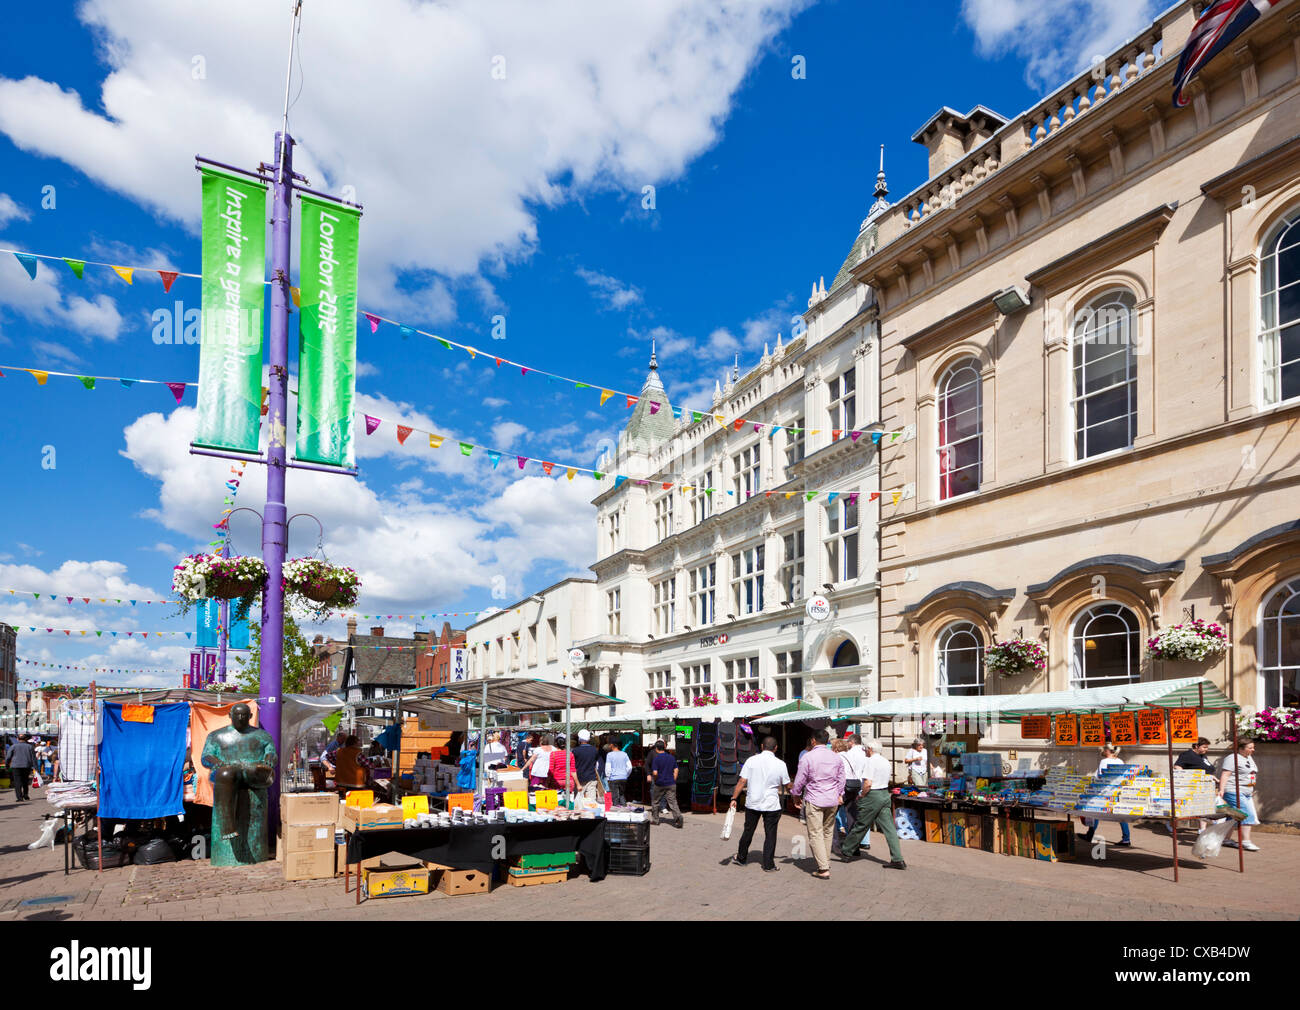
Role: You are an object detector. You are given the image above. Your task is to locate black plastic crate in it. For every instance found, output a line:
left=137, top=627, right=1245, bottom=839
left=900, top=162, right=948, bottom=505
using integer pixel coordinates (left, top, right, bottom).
left=605, top=843, right=651, bottom=876
left=605, top=820, right=651, bottom=846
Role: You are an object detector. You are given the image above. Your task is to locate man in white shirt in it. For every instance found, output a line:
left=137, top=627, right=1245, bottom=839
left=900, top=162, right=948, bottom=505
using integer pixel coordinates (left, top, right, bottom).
left=841, top=739, right=906, bottom=869
left=729, top=737, right=790, bottom=871
left=904, top=738, right=927, bottom=787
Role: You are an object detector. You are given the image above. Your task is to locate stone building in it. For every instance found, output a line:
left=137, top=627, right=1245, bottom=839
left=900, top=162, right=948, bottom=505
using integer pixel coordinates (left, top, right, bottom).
left=851, top=1, right=1300, bottom=818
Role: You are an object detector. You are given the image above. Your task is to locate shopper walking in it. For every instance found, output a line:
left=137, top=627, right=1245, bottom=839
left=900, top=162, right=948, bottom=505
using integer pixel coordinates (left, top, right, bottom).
left=834, top=735, right=869, bottom=854
left=604, top=741, right=632, bottom=806
left=791, top=728, right=846, bottom=880
left=548, top=737, right=580, bottom=795
left=5, top=733, right=37, bottom=801
left=648, top=739, right=683, bottom=828
left=730, top=736, right=790, bottom=871
left=572, top=729, right=603, bottom=803
left=1082, top=744, right=1131, bottom=847
left=841, top=739, right=906, bottom=868
left=521, top=734, right=554, bottom=789
left=1170, top=736, right=1217, bottom=833
left=1219, top=740, right=1261, bottom=851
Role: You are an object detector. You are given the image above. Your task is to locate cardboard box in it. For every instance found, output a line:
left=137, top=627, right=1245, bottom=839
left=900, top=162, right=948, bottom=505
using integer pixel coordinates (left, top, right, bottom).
left=362, top=858, right=434, bottom=899
left=342, top=803, right=405, bottom=831
left=923, top=809, right=944, bottom=844
left=336, top=838, right=349, bottom=876
left=428, top=863, right=490, bottom=897
left=283, top=848, right=336, bottom=882
left=281, top=791, right=339, bottom=825
left=281, top=822, right=335, bottom=854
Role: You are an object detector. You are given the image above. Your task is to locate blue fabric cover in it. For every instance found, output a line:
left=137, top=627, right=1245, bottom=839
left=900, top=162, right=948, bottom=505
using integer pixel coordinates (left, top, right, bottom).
left=458, top=748, right=478, bottom=790
left=98, top=702, right=188, bottom=819
left=375, top=722, right=401, bottom=752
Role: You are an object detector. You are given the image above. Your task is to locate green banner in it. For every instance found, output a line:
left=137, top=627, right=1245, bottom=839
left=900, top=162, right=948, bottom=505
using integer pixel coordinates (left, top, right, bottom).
left=196, top=168, right=267, bottom=452
left=296, top=194, right=361, bottom=467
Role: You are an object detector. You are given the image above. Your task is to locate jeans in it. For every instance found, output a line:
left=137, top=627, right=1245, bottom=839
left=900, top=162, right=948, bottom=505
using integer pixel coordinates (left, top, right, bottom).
left=737, top=808, right=781, bottom=869
left=1083, top=818, right=1130, bottom=843
left=651, top=784, right=682, bottom=825
left=805, top=803, right=838, bottom=872
left=608, top=780, right=627, bottom=806
left=843, top=790, right=903, bottom=862
left=12, top=767, right=31, bottom=801
left=1223, top=792, right=1258, bottom=825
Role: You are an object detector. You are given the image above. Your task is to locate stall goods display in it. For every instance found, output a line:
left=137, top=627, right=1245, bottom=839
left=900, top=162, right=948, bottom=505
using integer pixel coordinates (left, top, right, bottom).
left=1032, top=765, right=1219, bottom=818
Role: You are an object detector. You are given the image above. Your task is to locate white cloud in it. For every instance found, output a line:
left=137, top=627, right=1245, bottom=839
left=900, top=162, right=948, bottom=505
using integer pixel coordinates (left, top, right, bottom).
left=490, top=420, right=530, bottom=448
left=961, top=0, right=1164, bottom=91
left=576, top=267, right=643, bottom=311
left=481, top=396, right=508, bottom=408
left=29, top=339, right=84, bottom=367
left=0, top=193, right=30, bottom=229
left=0, top=0, right=809, bottom=323
left=0, top=255, right=124, bottom=340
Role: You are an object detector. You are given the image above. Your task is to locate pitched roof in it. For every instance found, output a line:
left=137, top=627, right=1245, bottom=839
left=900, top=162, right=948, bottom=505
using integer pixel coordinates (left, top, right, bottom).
left=624, top=346, right=675, bottom=453
left=347, top=634, right=419, bottom=687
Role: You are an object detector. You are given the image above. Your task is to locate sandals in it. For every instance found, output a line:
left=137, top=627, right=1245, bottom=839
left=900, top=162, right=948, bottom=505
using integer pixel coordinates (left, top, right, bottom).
left=813, top=870, right=831, bottom=880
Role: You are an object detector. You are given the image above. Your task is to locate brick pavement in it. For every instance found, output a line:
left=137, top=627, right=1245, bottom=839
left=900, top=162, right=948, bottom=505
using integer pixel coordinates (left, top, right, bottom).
left=1, top=786, right=1296, bottom=920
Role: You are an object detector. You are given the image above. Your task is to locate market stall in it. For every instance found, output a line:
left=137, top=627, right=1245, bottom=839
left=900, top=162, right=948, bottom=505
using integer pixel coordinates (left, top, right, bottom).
left=844, top=676, right=1243, bottom=881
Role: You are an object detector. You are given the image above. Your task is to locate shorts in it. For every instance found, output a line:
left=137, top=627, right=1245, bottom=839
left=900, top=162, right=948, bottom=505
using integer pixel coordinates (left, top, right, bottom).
left=1223, top=792, right=1258, bottom=825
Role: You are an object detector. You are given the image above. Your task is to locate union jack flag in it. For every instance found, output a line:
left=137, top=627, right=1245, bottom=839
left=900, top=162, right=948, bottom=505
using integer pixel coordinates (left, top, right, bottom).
left=1172, top=0, right=1283, bottom=107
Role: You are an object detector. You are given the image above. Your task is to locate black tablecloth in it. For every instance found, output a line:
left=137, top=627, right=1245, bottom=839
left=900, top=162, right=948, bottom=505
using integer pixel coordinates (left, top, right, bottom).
left=345, top=819, right=608, bottom=881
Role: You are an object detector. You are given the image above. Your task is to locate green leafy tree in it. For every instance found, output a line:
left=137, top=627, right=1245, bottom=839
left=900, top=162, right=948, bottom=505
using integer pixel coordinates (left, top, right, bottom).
left=234, top=612, right=317, bottom=695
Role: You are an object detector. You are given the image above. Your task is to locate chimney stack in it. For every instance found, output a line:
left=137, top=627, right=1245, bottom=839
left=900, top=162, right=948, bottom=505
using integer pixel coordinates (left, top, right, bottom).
left=370, top=626, right=385, bottom=637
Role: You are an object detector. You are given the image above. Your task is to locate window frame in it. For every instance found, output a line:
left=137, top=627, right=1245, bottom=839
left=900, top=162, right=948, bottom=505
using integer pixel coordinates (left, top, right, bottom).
left=722, top=655, right=761, bottom=703
left=653, top=575, right=677, bottom=636
left=606, top=587, right=621, bottom=637
left=1259, top=207, right=1300, bottom=407
left=1258, top=577, right=1300, bottom=709
left=938, top=358, right=983, bottom=500
left=936, top=620, right=985, bottom=697
left=1071, top=289, right=1138, bottom=462
left=1069, top=601, right=1142, bottom=690
left=689, top=561, right=716, bottom=626
left=784, top=417, right=806, bottom=471
left=654, top=494, right=674, bottom=541
left=827, top=367, right=857, bottom=432
left=691, top=469, right=714, bottom=525
left=729, top=543, right=765, bottom=617
left=780, top=529, right=805, bottom=604
left=824, top=498, right=860, bottom=584
left=732, top=443, right=762, bottom=498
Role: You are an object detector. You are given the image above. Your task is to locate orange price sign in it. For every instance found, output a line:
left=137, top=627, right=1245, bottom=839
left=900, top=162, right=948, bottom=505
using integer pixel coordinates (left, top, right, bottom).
left=1079, top=713, right=1105, bottom=746
left=1110, top=712, right=1137, bottom=746
left=1020, top=715, right=1052, bottom=739
left=1137, top=708, right=1168, bottom=745
left=122, top=704, right=155, bottom=723
left=1054, top=714, right=1078, bottom=745
left=1169, top=708, right=1198, bottom=745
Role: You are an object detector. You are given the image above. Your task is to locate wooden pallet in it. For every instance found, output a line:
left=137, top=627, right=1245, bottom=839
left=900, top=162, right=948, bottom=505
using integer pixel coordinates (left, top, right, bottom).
left=507, top=868, right=568, bottom=887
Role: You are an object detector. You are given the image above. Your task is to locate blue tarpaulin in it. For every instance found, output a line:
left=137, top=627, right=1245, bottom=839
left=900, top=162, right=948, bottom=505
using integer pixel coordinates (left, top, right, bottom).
left=98, top=702, right=188, bottom=820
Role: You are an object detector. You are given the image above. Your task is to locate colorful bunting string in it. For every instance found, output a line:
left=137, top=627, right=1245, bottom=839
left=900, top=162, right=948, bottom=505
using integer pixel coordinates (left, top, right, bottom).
left=1, top=247, right=195, bottom=288
left=3, top=589, right=178, bottom=605
left=18, top=657, right=181, bottom=676
left=14, top=627, right=194, bottom=639
left=0, top=364, right=192, bottom=403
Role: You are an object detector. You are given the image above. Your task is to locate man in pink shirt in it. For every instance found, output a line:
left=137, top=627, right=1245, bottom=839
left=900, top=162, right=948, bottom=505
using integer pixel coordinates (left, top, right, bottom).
left=791, top=728, right=846, bottom=880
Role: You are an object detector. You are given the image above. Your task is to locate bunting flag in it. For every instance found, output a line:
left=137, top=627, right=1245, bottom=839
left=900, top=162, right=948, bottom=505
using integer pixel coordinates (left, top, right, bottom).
left=429, top=434, right=444, bottom=449
left=869, top=492, right=880, bottom=502
left=516, top=455, right=527, bottom=469
left=111, top=266, right=134, bottom=284
left=363, top=312, right=380, bottom=333
left=63, top=258, right=85, bottom=279
left=78, top=376, right=95, bottom=390
left=565, top=468, right=575, bottom=480
left=0, top=363, right=196, bottom=400
left=3, top=589, right=180, bottom=604
left=28, top=369, right=48, bottom=385
left=289, top=285, right=301, bottom=307
left=649, top=402, right=660, bottom=415
left=158, top=270, right=179, bottom=292
left=487, top=450, right=502, bottom=469
left=364, top=415, right=381, bottom=435
left=600, top=390, right=614, bottom=406
left=396, top=425, right=413, bottom=445
left=541, top=461, right=554, bottom=475
left=891, top=491, right=902, bottom=505
left=459, top=442, right=472, bottom=456
left=14, top=252, right=38, bottom=279
left=626, top=395, right=639, bottom=409
left=20, top=627, right=194, bottom=637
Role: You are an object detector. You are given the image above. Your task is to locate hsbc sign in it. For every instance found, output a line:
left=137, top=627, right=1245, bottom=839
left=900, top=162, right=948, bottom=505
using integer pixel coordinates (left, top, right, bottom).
left=698, top=633, right=729, bottom=648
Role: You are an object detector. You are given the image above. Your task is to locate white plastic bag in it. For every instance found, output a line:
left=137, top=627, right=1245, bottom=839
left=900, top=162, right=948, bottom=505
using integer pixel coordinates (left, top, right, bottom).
left=1192, top=818, right=1236, bottom=860
left=721, top=806, right=736, bottom=840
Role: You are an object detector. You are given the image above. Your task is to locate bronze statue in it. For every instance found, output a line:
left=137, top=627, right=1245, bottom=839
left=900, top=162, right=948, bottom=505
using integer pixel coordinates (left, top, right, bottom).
left=201, top=703, right=277, bottom=865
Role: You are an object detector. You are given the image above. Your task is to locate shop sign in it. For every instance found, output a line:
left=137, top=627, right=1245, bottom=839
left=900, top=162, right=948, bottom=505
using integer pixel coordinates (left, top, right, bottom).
left=1137, top=708, right=1168, bottom=745
left=1169, top=707, right=1198, bottom=744
left=1020, top=715, right=1051, bottom=739
left=1053, top=713, right=1078, bottom=746
left=1079, top=713, right=1105, bottom=746
left=778, top=619, right=804, bottom=633
left=567, top=648, right=585, bottom=665
left=1110, top=712, right=1137, bottom=745
left=698, top=633, right=729, bottom=648
left=806, top=595, right=831, bottom=621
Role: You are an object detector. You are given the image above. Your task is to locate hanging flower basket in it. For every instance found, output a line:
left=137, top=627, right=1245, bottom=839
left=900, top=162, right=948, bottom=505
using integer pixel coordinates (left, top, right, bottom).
left=651, top=696, right=679, bottom=711
left=1236, top=707, right=1300, bottom=743
left=1146, top=619, right=1227, bottom=662
left=172, top=554, right=267, bottom=616
left=283, top=558, right=360, bottom=615
left=691, top=693, right=719, bottom=707
left=985, top=639, right=1048, bottom=676
left=735, top=690, right=773, bottom=704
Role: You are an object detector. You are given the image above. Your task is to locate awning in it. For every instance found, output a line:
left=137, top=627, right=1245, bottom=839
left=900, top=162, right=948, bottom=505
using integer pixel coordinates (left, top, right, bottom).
left=387, top=677, right=622, bottom=716
left=840, top=676, right=1237, bottom=722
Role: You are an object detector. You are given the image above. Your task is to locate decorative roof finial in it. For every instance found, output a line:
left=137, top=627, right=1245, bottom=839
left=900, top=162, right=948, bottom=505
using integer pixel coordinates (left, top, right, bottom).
left=732, top=355, right=740, bottom=382
left=875, top=144, right=888, bottom=199
left=649, top=338, right=658, bottom=372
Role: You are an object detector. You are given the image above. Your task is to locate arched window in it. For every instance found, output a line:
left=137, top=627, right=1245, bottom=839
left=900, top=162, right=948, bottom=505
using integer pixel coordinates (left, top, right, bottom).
left=831, top=640, right=859, bottom=667
left=1072, top=290, right=1137, bottom=460
left=1070, top=602, right=1141, bottom=689
left=1260, top=207, right=1300, bottom=406
left=936, top=621, right=984, bottom=696
left=938, top=358, right=982, bottom=499
left=1259, top=577, right=1300, bottom=708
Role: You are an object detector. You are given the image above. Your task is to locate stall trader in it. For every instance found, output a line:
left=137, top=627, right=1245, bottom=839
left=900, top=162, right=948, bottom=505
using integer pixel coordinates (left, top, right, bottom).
left=332, top=735, right=374, bottom=791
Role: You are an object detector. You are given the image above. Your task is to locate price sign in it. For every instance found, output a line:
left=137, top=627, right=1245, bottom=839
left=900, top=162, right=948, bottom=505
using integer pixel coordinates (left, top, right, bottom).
left=1020, top=715, right=1051, bottom=739
left=1079, top=713, right=1105, bottom=746
left=1137, top=708, right=1168, bottom=745
left=122, top=704, right=155, bottom=724
left=1170, top=708, right=1198, bottom=745
left=1053, top=714, right=1078, bottom=746
left=1110, top=712, right=1137, bottom=746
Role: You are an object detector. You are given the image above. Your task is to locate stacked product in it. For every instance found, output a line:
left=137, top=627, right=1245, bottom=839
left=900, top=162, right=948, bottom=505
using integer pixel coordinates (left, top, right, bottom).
left=280, top=791, right=340, bottom=881
left=604, top=817, right=651, bottom=876
left=691, top=722, right=719, bottom=812
left=507, top=851, right=577, bottom=887
left=960, top=752, right=1004, bottom=777
left=717, top=721, right=740, bottom=799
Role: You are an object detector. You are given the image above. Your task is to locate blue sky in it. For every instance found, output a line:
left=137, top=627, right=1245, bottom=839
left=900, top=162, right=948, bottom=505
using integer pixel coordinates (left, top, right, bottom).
left=0, top=0, right=1166, bottom=688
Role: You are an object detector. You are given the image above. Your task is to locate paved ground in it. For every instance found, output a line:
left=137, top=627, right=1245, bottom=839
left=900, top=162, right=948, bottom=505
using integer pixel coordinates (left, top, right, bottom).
left=1, top=786, right=1296, bottom=920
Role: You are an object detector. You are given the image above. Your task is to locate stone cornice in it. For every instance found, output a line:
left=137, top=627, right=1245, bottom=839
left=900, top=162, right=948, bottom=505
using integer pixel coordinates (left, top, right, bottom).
left=1201, top=134, right=1300, bottom=202
left=1024, top=202, right=1177, bottom=291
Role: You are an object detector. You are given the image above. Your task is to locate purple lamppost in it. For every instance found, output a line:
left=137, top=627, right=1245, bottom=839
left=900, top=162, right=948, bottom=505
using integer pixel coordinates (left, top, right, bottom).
left=260, top=128, right=294, bottom=820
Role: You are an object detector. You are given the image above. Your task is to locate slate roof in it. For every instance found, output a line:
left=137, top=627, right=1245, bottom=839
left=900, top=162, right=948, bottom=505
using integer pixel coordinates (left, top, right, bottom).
left=347, top=634, right=419, bottom=687
left=624, top=348, right=674, bottom=454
